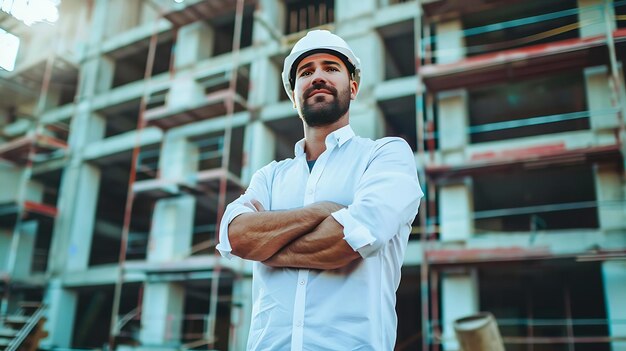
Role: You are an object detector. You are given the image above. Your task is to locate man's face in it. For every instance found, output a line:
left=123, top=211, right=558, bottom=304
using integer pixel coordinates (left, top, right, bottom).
left=292, top=53, right=358, bottom=127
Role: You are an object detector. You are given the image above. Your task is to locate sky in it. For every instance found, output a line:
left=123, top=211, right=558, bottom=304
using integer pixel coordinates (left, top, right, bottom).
left=0, top=0, right=60, bottom=71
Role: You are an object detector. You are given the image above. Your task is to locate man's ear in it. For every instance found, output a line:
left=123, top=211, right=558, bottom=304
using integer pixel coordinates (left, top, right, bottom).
left=350, top=80, right=358, bottom=100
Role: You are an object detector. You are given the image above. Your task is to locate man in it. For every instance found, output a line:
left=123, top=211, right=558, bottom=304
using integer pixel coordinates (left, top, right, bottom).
left=217, top=30, right=423, bottom=350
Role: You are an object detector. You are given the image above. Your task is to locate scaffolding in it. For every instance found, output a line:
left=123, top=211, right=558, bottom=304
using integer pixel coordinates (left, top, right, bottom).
left=417, top=1, right=626, bottom=350
left=0, top=42, right=71, bottom=319
left=106, top=0, right=251, bottom=349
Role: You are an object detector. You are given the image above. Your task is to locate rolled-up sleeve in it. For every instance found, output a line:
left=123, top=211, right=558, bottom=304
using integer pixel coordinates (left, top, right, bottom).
left=332, top=138, right=423, bottom=258
left=216, top=161, right=276, bottom=259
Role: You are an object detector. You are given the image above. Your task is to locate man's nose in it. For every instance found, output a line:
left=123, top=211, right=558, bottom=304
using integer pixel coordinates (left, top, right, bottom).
left=311, top=68, right=327, bottom=85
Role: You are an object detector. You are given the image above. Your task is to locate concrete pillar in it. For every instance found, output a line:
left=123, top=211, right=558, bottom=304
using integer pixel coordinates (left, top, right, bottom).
left=242, top=121, right=275, bottom=184
left=350, top=101, right=385, bottom=140
left=341, top=30, right=385, bottom=99
left=229, top=277, right=252, bottom=351
left=602, top=261, right=626, bottom=351
left=41, top=279, right=78, bottom=348
left=11, top=221, right=37, bottom=279
left=0, top=229, right=10, bottom=273
left=0, top=168, right=23, bottom=203
left=40, top=88, right=62, bottom=111
left=139, top=282, right=185, bottom=347
left=160, top=136, right=198, bottom=182
left=94, top=56, right=116, bottom=94
left=585, top=66, right=620, bottom=138
left=48, top=163, right=101, bottom=273
left=174, top=22, right=214, bottom=69
left=440, top=178, right=474, bottom=242
left=594, top=163, right=626, bottom=232
left=335, top=0, right=376, bottom=21
left=87, top=0, right=109, bottom=49
left=438, top=89, right=468, bottom=163
left=148, top=195, right=195, bottom=262
left=25, top=179, right=44, bottom=203
left=436, top=19, right=466, bottom=64
left=248, top=57, right=280, bottom=107
left=139, top=184, right=201, bottom=348
left=336, top=29, right=385, bottom=140
left=103, top=0, right=141, bottom=38
left=67, top=164, right=101, bottom=270
left=255, top=0, right=285, bottom=40
left=89, top=113, right=107, bottom=141
left=167, top=77, right=206, bottom=112
left=442, top=270, right=479, bottom=351
left=79, top=0, right=112, bottom=95
left=578, top=0, right=615, bottom=37
left=139, top=0, right=159, bottom=25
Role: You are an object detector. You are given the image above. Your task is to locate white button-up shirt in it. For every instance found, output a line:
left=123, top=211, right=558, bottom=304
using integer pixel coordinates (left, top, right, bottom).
left=217, top=125, right=423, bottom=351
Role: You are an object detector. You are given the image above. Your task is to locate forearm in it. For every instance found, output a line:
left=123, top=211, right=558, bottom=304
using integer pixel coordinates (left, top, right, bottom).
left=263, top=216, right=361, bottom=270
left=228, top=203, right=332, bottom=261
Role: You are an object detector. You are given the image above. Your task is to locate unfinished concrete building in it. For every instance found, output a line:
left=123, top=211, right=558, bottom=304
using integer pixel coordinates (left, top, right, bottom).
left=0, top=0, right=625, bottom=350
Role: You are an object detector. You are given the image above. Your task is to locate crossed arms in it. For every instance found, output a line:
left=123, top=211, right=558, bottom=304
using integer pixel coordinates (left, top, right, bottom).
left=217, top=138, right=423, bottom=271
left=228, top=200, right=360, bottom=270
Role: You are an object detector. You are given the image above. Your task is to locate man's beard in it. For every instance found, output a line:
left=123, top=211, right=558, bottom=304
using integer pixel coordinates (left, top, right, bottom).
left=299, top=83, right=351, bottom=127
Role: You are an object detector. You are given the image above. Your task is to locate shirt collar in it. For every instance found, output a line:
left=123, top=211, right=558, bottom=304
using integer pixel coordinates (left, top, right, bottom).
left=293, top=124, right=355, bottom=157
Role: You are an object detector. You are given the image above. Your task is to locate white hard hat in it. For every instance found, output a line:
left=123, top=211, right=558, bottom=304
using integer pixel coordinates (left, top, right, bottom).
left=282, top=30, right=361, bottom=102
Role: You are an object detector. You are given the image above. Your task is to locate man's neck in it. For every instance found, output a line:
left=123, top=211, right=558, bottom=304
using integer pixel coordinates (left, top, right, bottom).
left=303, top=115, right=348, bottom=161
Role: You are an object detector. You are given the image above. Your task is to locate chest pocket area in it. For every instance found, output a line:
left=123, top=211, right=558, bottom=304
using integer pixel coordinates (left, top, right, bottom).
left=314, top=154, right=367, bottom=206
left=269, top=166, right=307, bottom=210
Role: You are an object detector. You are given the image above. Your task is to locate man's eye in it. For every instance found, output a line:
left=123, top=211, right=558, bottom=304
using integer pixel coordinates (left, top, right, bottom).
left=327, top=67, right=339, bottom=72
left=300, top=71, right=312, bottom=77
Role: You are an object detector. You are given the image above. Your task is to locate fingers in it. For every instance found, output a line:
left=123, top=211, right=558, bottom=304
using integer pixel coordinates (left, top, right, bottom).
left=243, top=202, right=256, bottom=211
left=251, top=199, right=266, bottom=212
left=316, top=201, right=346, bottom=215
left=243, top=199, right=265, bottom=212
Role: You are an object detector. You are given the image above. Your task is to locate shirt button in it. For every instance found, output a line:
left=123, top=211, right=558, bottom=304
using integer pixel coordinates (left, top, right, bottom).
left=307, top=189, right=314, bottom=195
left=296, top=320, right=303, bottom=327
left=299, top=280, right=305, bottom=285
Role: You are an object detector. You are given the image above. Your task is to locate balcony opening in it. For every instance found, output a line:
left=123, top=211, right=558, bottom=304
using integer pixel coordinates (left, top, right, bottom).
left=136, top=144, right=161, bottom=181
left=89, top=153, right=156, bottom=266
left=191, top=199, right=218, bottom=256
left=468, top=70, right=589, bottom=143
left=98, top=98, right=141, bottom=138
left=110, top=35, right=173, bottom=88
left=616, top=1, right=626, bottom=29
left=473, top=164, right=599, bottom=233
left=72, top=283, right=141, bottom=348
left=191, top=127, right=244, bottom=178
left=209, top=5, right=255, bottom=57
left=462, top=0, right=579, bottom=57
left=284, top=0, right=334, bottom=35
left=480, top=260, right=609, bottom=351
left=271, top=53, right=290, bottom=102
left=29, top=168, right=62, bottom=273
left=396, top=266, right=423, bottom=350
left=379, top=95, right=417, bottom=151
left=146, top=89, right=168, bottom=110
left=266, top=116, right=302, bottom=160
left=200, top=64, right=251, bottom=107
left=378, top=19, right=415, bottom=80
left=182, top=279, right=233, bottom=350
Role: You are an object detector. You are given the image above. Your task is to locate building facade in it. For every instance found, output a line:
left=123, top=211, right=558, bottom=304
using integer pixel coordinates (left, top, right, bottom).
left=0, top=0, right=625, bottom=350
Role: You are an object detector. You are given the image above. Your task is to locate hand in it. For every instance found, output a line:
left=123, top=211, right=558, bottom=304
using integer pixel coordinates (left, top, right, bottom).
left=243, top=199, right=266, bottom=212
left=310, top=201, right=346, bottom=216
